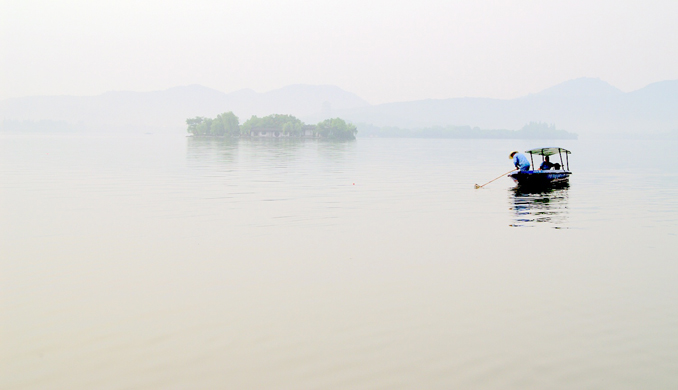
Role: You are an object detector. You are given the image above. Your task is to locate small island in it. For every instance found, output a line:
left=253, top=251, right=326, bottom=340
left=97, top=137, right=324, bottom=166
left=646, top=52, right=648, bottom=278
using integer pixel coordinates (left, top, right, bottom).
left=186, top=113, right=357, bottom=140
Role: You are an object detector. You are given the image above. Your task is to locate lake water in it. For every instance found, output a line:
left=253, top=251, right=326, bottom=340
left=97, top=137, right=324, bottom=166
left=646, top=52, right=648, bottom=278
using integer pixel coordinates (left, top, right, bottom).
left=2, top=133, right=677, bottom=389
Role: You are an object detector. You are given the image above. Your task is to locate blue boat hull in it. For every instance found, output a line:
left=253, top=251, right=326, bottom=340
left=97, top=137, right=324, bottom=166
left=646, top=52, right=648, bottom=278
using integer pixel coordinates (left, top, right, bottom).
left=509, top=170, right=571, bottom=188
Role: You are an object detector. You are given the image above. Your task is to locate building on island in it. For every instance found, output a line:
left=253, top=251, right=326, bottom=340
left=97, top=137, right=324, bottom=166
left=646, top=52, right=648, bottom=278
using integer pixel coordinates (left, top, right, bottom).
left=302, top=125, right=317, bottom=137
left=250, top=127, right=286, bottom=137
left=250, top=125, right=318, bottom=138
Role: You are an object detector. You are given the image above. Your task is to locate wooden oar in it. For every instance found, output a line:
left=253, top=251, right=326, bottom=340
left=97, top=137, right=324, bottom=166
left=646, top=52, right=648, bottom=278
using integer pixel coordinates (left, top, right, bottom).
left=474, top=169, right=517, bottom=189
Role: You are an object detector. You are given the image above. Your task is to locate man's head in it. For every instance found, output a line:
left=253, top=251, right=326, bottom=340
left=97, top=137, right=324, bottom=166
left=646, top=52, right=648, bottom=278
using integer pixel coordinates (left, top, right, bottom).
left=509, top=151, right=518, bottom=159
left=544, top=156, right=550, bottom=162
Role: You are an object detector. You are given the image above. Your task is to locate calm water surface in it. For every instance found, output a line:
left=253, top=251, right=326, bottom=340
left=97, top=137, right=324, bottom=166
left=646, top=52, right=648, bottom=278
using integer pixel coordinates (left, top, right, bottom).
left=1, top=133, right=677, bottom=389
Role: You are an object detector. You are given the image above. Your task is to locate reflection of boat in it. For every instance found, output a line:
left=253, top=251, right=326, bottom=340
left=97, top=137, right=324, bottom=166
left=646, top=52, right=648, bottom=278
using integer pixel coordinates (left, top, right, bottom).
left=510, top=185, right=570, bottom=228
left=509, top=147, right=571, bottom=188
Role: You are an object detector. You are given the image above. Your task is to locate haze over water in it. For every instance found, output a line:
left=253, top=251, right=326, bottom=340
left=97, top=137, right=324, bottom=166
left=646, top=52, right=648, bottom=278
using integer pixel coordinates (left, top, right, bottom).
left=2, top=133, right=677, bottom=389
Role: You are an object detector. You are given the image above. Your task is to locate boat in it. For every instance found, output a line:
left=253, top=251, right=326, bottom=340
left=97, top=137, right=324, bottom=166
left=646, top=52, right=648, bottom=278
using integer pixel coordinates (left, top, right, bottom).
left=509, top=147, right=572, bottom=188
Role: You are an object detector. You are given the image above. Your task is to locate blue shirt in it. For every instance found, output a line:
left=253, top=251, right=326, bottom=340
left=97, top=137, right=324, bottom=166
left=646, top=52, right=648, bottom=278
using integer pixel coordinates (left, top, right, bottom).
left=539, top=161, right=553, bottom=170
left=513, top=153, right=531, bottom=171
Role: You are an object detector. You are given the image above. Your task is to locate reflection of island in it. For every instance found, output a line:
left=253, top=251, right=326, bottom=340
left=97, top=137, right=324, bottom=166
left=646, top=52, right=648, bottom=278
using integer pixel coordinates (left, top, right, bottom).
left=186, top=136, right=356, bottom=168
left=509, top=185, right=570, bottom=228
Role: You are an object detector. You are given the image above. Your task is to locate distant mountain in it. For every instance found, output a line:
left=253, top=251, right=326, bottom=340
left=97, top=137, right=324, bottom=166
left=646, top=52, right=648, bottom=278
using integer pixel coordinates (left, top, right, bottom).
left=2, top=78, right=678, bottom=136
left=0, top=84, right=369, bottom=131
left=328, top=78, right=678, bottom=135
left=532, top=77, right=623, bottom=98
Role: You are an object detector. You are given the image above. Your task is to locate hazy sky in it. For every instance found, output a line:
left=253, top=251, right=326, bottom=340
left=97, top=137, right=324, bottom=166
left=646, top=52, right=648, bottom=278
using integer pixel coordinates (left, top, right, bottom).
left=1, top=0, right=677, bottom=104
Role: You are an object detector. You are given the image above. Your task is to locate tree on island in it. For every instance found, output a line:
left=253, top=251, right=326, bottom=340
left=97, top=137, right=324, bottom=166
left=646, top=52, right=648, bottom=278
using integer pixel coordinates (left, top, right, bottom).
left=241, top=114, right=304, bottom=136
left=186, top=116, right=210, bottom=136
left=187, top=112, right=358, bottom=139
left=315, top=118, right=357, bottom=140
left=211, top=112, right=240, bottom=136
left=186, top=111, right=239, bottom=136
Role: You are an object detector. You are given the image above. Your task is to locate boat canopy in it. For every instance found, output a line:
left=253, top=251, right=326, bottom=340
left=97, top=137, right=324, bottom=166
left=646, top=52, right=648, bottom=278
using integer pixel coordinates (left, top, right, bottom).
left=525, top=147, right=571, bottom=157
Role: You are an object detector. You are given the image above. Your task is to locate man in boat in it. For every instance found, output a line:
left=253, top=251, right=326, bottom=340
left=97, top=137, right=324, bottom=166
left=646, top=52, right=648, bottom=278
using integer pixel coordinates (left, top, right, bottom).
left=539, top=156, right=554, bottom=170
left=510, top=151, right=531, bottom=172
